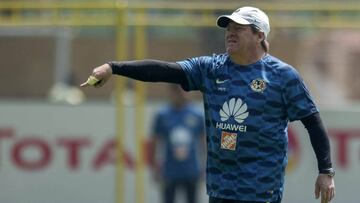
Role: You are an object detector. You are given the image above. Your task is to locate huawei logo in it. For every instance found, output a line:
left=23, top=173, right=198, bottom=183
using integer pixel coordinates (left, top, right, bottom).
left=220, top=98, right=249, bottom=123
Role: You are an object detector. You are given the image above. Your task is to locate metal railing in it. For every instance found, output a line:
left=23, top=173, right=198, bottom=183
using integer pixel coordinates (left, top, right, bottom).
left=0, top=1, right=360, bottom=28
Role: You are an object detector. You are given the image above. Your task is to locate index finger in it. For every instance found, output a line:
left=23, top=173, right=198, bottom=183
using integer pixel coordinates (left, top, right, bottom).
left=80, top=81, right=89, bottom=87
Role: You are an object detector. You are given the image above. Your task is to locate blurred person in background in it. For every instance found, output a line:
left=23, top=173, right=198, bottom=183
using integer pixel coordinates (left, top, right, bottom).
left=148, top=84, right=205, bottom=203
left=82, top=6, right=335, bottom=203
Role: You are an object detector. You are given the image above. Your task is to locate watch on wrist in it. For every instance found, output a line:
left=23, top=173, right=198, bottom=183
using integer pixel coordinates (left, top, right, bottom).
left=320, top=168, right=335, bottom=177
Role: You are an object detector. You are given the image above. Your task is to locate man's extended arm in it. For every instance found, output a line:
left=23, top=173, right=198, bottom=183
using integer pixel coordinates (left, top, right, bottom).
left=81, top=60, right=188, bottom=89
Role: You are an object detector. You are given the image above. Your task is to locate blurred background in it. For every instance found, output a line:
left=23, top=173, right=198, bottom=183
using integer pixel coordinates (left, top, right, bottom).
left=0, top=0, right=359, bottom=203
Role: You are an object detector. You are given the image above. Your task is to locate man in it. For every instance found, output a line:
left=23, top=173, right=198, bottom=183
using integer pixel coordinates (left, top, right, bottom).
left=149, top=84, right=205, bottom=203
left=81, top=6, right=335, bottom=203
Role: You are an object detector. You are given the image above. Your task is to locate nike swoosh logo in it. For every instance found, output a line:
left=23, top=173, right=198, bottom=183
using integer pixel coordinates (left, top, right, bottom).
left=216, top=79, right=229, bottom=84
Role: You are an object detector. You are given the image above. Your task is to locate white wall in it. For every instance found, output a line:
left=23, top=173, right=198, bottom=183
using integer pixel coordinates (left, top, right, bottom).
left=0, top=101, right=359, bottom=203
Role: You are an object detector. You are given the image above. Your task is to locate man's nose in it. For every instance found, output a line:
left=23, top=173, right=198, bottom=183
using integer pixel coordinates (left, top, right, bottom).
left=226, top=30, right=236, bottom=37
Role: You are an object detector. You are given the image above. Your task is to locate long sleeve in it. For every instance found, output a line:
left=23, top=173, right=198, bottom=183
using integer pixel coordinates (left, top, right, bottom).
left=301, top=112, right=333, bottom=172
left=108, top=60, right=189, bottom=90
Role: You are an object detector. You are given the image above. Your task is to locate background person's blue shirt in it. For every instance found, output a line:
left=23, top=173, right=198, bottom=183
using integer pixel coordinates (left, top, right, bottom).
left=177, top=53, right=318, bottom=202
left=152, top=104, right=204, bottom=181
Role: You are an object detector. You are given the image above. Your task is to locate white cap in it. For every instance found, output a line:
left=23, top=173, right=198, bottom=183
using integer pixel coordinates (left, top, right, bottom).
left=217, top=6, right=270, bottom=38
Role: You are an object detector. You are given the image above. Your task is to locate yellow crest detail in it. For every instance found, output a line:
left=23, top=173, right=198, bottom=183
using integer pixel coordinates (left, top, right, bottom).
left=250, top=78, right=266, bottom=93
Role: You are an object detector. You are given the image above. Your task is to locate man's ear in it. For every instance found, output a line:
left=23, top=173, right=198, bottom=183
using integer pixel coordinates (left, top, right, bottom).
left=258, top=32, right=265, bottom=43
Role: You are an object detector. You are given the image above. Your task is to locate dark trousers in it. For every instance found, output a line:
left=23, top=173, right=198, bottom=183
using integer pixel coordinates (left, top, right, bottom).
left=209, top=196, right=281, bottom=203
left=163, top=178, right=198, bottom=203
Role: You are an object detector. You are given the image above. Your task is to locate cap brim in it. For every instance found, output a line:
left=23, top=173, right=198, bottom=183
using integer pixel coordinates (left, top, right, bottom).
left=216, top=15, right=251, bottom=28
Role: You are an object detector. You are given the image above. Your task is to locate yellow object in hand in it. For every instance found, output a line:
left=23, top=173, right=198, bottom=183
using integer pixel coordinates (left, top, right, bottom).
left=86, top=76, right=100, bottom=86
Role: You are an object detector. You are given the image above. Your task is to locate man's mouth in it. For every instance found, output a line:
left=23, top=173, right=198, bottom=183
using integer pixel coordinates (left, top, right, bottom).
left=227, top=39, right=237, bottom=44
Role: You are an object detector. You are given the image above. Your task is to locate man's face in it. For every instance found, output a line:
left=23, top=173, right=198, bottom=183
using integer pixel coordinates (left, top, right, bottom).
left=225, top=21, right=258, bottom=55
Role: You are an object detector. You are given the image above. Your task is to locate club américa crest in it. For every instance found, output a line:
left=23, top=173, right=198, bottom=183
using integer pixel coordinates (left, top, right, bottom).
left=250, top=78, right=266, bottom=93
